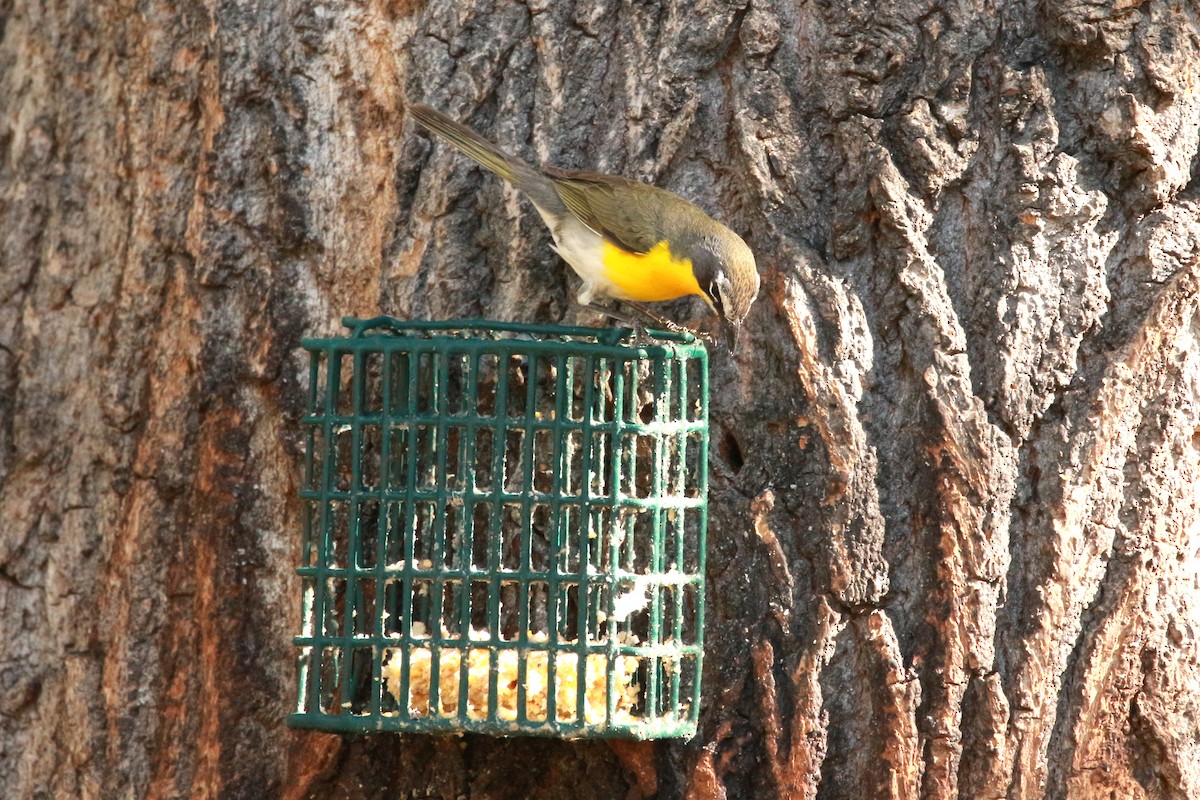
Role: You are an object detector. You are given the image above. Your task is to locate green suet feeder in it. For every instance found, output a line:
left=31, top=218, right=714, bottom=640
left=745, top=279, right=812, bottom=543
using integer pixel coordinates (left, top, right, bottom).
left=289, top=317, right=708, bottom=739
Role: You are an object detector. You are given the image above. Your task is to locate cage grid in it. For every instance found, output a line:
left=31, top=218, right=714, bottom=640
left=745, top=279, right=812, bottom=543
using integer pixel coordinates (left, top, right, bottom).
left=289, top=317, right=708, bottom=738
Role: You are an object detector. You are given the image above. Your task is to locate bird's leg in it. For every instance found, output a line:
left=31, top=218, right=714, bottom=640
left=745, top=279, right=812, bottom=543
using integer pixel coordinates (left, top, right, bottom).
left=580, top=301, right=640, bottom=326
left=577, top=292, right=701, bottom=344
left=619, top=301, right=685, bottom=332
left=582, top=299, right=679, bottom=330
left=625, top=302, right=718, bottom=347
left=579, top=301, right=664, bottom=343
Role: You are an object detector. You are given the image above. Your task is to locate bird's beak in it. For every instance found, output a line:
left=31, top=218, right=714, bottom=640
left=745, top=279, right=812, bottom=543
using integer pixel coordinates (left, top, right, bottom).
left=724, top=320, right=741, bottom=354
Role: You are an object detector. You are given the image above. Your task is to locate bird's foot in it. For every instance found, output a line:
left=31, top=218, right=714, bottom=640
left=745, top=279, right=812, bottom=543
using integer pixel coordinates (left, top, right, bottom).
left=581, top=301, right=639, bottom=327
left=620, top=301, right=679, bottom=332
left=580, top=302, right=648, bottom=344
left=579, top=300, right=711, bottom=346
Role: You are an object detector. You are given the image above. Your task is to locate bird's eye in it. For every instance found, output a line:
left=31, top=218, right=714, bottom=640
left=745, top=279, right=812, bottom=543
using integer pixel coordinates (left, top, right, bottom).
left=708, top=282, right=724, bottom=313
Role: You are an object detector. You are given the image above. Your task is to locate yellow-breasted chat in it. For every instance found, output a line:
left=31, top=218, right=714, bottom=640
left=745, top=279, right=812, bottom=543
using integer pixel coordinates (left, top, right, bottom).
left=409, top=104, right=760, bottom=351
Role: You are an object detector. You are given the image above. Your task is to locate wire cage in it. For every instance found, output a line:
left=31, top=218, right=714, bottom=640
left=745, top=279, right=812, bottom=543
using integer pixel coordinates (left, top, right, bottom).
left=289, top=317, right=708, bottom=739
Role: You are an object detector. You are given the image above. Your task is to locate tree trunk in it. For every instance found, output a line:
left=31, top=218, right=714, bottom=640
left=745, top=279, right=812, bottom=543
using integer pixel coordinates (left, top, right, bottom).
left=2, top=0, right=1198, bottom=798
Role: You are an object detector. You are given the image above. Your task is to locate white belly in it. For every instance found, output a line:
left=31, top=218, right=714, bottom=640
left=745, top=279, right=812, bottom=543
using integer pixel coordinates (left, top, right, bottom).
left=529, top=204, right=619, bottom=305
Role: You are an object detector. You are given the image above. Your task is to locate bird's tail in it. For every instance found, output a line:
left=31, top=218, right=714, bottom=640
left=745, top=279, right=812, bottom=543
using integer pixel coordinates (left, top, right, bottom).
left=409, top=104, right=556, bottom=202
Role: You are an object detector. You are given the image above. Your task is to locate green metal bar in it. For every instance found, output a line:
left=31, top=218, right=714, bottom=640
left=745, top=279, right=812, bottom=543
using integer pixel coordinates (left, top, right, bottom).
left=311, top=347, right=339, bottom=714
left=427, top=348, right=450, bottom=717
left=453, top=353, right=485, bottom=720
left=306, top=332, right=701, bottom=364
left=340, top=350, right=366, bottom=714
left=574, top=354, right=597, bottom=729
left=670, top=359, right=686, bottom=717
left=299, top=491, right=704, bottom=512
left=693, top=348, right=709, bottom=727
left=371, top=348, right=393, bottom=717
left=552, top=353, right=581, bottom=725
left=544, top=352, right=567, bottom=725
left=399, top=348, right=421, bottom=718
left=287, top=707, right=698, bottom=738
left=478, top=354, right=502, bottom=721
left=495, top=355, right=526, bottom=724
left=442, top=352, right=472, bottom=724
left=297, top=349, right=321, bottom=712
left=645, top=356, right=667, bottom=718
left=605, top=358, right=628, bottom=726
left=293, top=321, right=708, bottom=739
left=521, top=353, right=544, bottom=724
left=341, top=315, right=696, bottom=346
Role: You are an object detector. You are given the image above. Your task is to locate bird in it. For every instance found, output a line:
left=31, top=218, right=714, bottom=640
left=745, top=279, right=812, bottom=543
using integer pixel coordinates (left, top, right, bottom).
left=408, top=104, right=760, bottom=351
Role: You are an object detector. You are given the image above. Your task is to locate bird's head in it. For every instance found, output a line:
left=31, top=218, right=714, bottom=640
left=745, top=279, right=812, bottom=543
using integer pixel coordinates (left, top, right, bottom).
left=698, top=228, right=760, bottom=352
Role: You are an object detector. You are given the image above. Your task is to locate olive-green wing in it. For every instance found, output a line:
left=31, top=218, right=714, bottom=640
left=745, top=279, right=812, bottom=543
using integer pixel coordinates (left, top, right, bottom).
left=548, top=172, right=671, bottom=255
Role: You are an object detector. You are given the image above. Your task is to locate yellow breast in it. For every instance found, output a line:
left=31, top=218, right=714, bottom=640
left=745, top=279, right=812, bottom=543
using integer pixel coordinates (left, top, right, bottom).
left=600, top=240, right=704, bottom=302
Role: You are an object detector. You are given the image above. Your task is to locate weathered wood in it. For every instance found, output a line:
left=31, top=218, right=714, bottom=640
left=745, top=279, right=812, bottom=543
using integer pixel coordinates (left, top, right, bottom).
left=2, top=0, right=1198, bottom=798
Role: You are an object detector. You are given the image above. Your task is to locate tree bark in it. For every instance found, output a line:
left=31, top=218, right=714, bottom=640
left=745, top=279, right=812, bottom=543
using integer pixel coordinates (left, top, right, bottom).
left=2, top=1, right=1199, bottom=799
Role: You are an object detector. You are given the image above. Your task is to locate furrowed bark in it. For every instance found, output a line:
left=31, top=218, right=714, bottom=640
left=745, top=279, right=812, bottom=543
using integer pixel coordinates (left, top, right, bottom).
left=2, top=1, right=1197, bottom=798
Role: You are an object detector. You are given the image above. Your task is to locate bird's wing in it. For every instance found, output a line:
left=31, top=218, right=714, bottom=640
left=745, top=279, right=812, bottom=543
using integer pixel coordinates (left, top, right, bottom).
left=547, top=171, right=669, bottom=255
